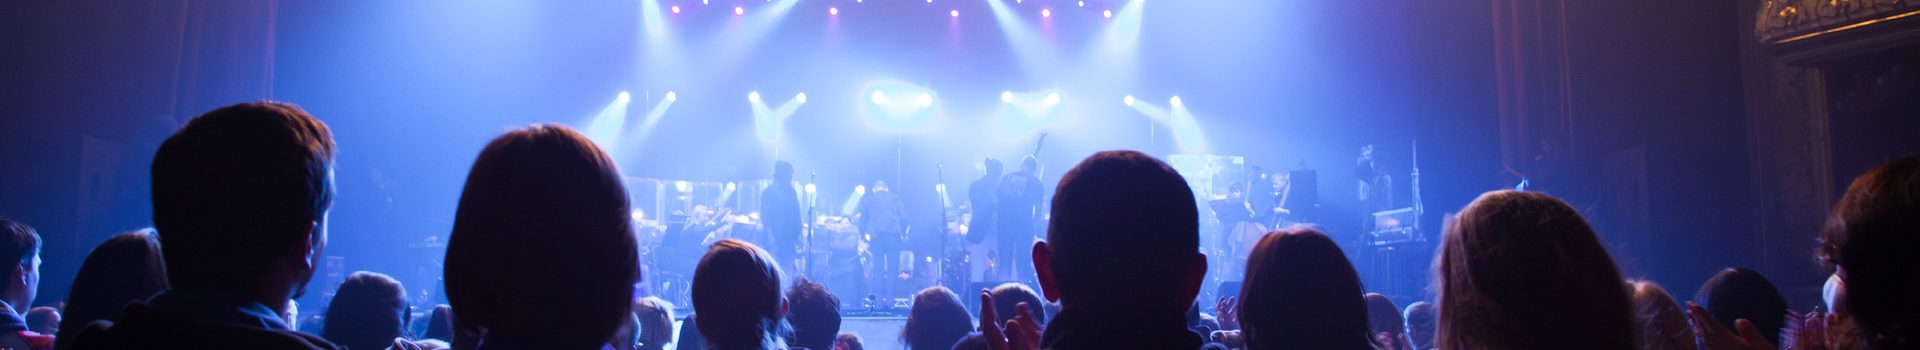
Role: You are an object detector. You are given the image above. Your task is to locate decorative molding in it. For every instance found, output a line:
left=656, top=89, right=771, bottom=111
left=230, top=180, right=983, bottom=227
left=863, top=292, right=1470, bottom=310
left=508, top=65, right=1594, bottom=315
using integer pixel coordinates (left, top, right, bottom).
left=1757, top=0, right=1920, bottom=64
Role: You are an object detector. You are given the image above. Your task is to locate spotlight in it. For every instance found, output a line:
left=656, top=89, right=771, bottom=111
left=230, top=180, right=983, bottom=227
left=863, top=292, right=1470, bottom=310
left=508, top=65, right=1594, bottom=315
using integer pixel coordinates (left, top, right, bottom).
left=1078, top=1, right=1085, bottom=7
left=1045, top=92, right=1061, bottom=105
left=915, top=93, right=934, bottom=107
left=871, top=91, right=888, bottom=104
left=1042, top=8, right=1051, bottom=18
left=617, top=91, right=632, bottom=103
left=805, top=183, right=817, bottom=194
left=748, top=91, right=761, bottom=103
left=1123, top=95, right=1135, bottom=106
left=725, top=182, right=737, bottom=191
left=675, top=181, right=692, bottom=193
left=855, top=185, right=867, bottom=195
left=1104, top=9, right=1112, bottom=18
left=951, top=9, right=959, bottom=17
left=934, top=183, right=946, bottom=192
left=702, top=0, right=708, bottom=4
left=830, top=7, right=838, bottom=15
left=795, top=92, right=807, bottom=104
left=734, top=6, right=743, bottom=15
left=631, top=209, right=646, bottom=222
left=1001, top=91, right=1014, bottom=103
left=671, top=5, right=681, bottom=13
left=1170, top=96, right=1184, bottom=107
left=665, top=91, right=678, bottom=102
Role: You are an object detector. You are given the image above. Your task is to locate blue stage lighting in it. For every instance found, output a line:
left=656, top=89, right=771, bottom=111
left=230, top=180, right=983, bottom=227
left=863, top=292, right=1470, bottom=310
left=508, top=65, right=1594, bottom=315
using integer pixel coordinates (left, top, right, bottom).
left=1124, top=95, right=1136, bottom=106
left=830, top=7, right=838, bottom=15
left=665, top=91, right=677, bottom=102
left=734, top=6, right=743, bottom=15
left=916, top=93, right=934, bottom=107
left=871, top=91, right=888, bottom=105
left=748, top=91, right=761, bottom=103
left=671, top=5, right=681, bottom=13
left=1042, top=8, right=1051, bottom=18
left=1104, top=9, right=1112, bottom=18
left=951, top=9, right=959, bottom=17
left=795, top=92, right=807, bottom=104
left=617, top=91, right=632, bottom=103
left=1002, top=91, right=1015, bottom=103
left=1170, top=96, right=1184, bottom=107
left=1045, top=92, right=1061, bottom=105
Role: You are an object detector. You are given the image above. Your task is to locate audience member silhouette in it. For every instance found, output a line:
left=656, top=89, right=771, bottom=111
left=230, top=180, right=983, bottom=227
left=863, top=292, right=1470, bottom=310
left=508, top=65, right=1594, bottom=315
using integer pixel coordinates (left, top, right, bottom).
left=901, top=286, right=971, bottom=349
left=1629, top=280, right=1695, bottom=350
left=419, top=304, right=453, bottom=343
left=786, top=278, right=840, bottom=350
left=1365, top=293, right=1406, bottom=349
left=988, top=283, right=1047, bottom=327
left=1433, top=190, right=1635, bottom=349
left=321, top=271, right=411, bottom=350
left=1402, top=301, right=1435, bottom=350
left=1007, top=150, right=1208, bottom=349
left=1818, top=155, right=1920, bottom=349
left=834, top=333, right=863, bottom=350
left=679, top=312, right=707, bottom=350
left=951, top=332, right=990, bottom=350
left=610, top=312, right=641, bottom=350
left=1690, top=267, right=1789, bottom=346
left=692, top=239, right=788, bottom=350
left=634, top=297, right=675, bottom=350
left=0, top=220, right=48, bottom=350
left=71, top=102, right=339, bottom=349
left=1236, top=227, right=1373, bottom=350
left=443, top=124, right=640, bottom=349
left=54, top=230, right=165, bottom=350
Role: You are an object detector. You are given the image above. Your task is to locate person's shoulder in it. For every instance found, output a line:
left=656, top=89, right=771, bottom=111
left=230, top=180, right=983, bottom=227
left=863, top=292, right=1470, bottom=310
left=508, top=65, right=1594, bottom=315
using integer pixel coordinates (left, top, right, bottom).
left=72, top=310, right=340, bottom=350
left=18, top=330, right=52, bottom=350
left=0, top=329, right=48, bottom=350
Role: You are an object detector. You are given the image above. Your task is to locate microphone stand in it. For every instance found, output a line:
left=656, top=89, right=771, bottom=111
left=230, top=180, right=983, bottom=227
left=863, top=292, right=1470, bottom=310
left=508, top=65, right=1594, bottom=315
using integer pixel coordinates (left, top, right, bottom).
left=805, top=172, right=818, bottom=278
left=935, top=164, right=950, bottom=291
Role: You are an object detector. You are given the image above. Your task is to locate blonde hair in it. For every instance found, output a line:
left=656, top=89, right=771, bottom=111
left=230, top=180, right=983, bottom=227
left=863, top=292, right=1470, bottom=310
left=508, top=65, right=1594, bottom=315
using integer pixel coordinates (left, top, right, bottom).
left=1629, top=280, right=1695, bottom=350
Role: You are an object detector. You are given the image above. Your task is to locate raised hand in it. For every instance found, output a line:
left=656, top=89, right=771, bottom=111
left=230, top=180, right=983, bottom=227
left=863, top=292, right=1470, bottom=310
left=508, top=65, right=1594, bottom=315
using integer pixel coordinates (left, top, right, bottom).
left=980, top=290, right=1008, bottom=350
left=1005, top=302, right=1043, bottom=350
left=1215, top=296, right=1240, bottom=331
left=979, top=289, right=1042, bottom=350
left=1782, top=310, right=1829, bottom=350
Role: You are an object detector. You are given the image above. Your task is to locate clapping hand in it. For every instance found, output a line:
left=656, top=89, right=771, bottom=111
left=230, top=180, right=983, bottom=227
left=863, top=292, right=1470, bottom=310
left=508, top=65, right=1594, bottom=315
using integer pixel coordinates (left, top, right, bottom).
left=1781, top=309, right=1830, bottom=350
left=1214, top=296, right=1240, bottom=331
left=979, top=289, right=1043, bottom=350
